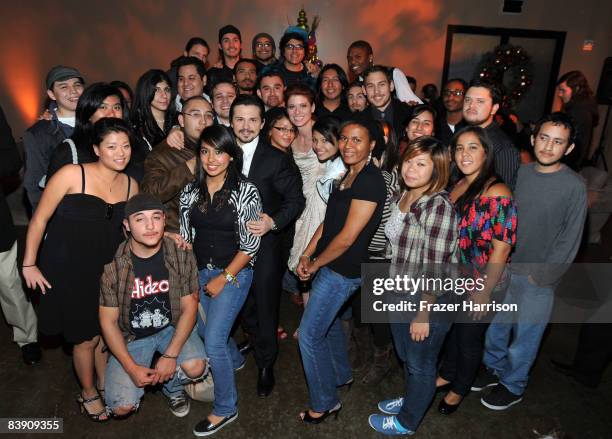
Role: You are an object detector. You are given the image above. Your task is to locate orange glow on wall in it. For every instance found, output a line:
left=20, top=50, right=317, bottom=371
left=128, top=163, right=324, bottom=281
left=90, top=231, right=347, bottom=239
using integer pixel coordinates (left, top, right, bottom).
left=0, top=28, right=42, bottom=127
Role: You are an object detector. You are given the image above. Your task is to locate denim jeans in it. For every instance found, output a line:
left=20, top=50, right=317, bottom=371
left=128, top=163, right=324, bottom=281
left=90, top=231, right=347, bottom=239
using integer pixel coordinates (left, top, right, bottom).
left=199, top=267, right=253, bottom=417
left=105, top=326, right=207, bottom=410
left=391, top=320, right=451, bottom=432
left=298, top=267, right=361, bottom=412
left=483, top=272, right=554, bottom=395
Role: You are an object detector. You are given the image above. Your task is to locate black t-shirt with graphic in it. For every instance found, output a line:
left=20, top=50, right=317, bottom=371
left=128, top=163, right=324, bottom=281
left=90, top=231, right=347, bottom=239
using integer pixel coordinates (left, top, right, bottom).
left=129, top=247, right=172, bottom=338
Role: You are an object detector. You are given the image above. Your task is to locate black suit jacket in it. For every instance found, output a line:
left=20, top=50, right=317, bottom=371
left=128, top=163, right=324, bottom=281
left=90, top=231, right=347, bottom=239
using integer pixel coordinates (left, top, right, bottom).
left=247, top=139, right=305, bottom=242
left=364, top=98, right=414, bottom=145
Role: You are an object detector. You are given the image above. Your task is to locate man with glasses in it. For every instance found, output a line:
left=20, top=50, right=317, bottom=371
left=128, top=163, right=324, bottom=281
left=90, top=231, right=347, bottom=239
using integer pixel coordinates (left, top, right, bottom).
left=252, top=33, right=277, bottom=71
left=141, top=96, right=214, bottom=233
left=272, top=29, right=315, bottom=91
left=436, top=78, right=467, bottom=146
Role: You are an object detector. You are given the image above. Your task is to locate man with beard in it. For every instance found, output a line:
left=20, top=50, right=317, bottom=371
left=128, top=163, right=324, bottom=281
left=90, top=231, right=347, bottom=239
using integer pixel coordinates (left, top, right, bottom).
left=362, top=65, right=413, bottom=142
left=252, top=33, right=277, bottom=71
left=257, top=71, right=286, bottom=111
left=436, top=78, right=467, bottom=146
left=462, top=80, right=520, bottom=189
left=347, top=40, right=421, bottom=105
left=234, top=59, right=258, bottom=95
left=230, top=94, right=304, bottom=398
left=141, top=96, right=214, bottom=233
left=212, top=81, right=238, bottom=126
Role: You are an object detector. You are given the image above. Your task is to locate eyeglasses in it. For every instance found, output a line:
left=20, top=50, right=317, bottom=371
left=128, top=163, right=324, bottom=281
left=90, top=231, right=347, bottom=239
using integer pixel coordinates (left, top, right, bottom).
left=182, top=111, right=214, bottom=122
left=443, top=90, right=465, bottom=97
left=285, top=44, right=305, bottom=51
left=256, top=42, right=272, bottom=49
left=273, top=126, right=297, bottom=135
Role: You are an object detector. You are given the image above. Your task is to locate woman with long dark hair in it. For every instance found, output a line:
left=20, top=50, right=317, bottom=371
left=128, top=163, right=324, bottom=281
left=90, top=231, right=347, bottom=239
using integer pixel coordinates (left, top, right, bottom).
left=289, top=116, right=345, bottom=310
left=130, top=69, right=177, bottom=181
left=435, top=126, right=517, bottom=415
left=23, top=118, right=137, bottom=422
left=46, top=83, right=128, bottom=180
left=296, top=119, right=386, bottom=424
left=315, top=64, right=352, bottom=121
left=556, top=70, right=599, bottom=170
left=369, top=136, right=457, bottom=435
left=398, top=104, right=437, bottom=158
left=179, top=125, right=262, bottom=436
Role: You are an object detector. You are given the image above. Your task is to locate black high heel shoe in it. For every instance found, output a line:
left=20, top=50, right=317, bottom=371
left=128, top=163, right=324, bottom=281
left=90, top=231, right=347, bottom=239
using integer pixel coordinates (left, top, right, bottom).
left=76, top=392, right=110, bottom=422
left=300, top=403, right=342, bottom=424
left=337, top=378, right=354, bottom=391
left=438, top=395, right=461, bottom=415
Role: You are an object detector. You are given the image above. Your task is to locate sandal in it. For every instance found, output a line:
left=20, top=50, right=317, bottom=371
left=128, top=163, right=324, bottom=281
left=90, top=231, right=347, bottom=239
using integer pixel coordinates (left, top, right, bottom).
left=76, top=392, right=110, bottom=422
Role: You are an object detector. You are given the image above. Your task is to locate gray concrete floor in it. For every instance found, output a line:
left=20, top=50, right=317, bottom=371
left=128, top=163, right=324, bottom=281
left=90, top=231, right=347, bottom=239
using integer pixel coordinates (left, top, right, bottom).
left=1, top=224, right=612, bottom=439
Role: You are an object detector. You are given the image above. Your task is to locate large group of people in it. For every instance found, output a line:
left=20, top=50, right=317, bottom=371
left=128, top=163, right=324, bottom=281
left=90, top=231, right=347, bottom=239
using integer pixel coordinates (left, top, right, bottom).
left=0, top=21, right=602, bottom=437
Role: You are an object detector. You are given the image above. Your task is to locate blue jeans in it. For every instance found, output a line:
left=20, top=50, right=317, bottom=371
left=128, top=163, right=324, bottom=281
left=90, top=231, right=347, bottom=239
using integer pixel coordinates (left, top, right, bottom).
left=199, top=267, right=253, bottom=417
left=105, top=326, right=207, bottom=410
left=483, top=272, right=554, bottom=395
left=298, top=267, right=361, bottom=412
left=391, top=320, right=451, bottom=432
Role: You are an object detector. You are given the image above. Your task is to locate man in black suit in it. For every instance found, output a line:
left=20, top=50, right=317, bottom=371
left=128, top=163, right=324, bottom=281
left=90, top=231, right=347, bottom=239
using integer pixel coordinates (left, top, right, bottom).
left=230, top=94, right=304, bottom=397
left=362, top=65, right=413, bottom=145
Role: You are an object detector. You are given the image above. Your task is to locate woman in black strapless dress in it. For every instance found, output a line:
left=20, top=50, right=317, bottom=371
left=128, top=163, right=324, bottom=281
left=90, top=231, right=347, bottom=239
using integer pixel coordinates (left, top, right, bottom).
left=23, top=118, right=138, bottom=421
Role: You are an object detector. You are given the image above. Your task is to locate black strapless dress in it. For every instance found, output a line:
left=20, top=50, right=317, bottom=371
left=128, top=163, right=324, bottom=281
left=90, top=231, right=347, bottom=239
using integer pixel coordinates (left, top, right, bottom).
left=38, top=165, right=130, bottom=344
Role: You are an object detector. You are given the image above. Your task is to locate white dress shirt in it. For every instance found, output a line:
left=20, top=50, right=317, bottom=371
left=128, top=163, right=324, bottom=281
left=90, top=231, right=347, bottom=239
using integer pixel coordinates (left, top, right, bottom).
left=241, top=136, right=259, bottom=177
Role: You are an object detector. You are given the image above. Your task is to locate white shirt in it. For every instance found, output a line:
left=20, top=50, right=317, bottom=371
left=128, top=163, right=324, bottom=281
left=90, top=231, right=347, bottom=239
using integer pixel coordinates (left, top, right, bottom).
left=392, top=68, right=422, bottom=104
left=57, top=115, right=75, bottom=127
left=241, top=136, right=259, bottom=177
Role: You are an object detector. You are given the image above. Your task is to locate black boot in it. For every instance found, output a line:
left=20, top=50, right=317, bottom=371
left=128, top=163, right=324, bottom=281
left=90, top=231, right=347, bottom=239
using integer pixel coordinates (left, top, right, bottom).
left=361, top=344, right=394, bottom=385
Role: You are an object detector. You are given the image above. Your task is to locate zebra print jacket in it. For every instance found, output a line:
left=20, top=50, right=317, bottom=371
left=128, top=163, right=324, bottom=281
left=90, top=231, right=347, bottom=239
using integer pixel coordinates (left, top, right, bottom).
left=179, top=179, right=262, bottom=265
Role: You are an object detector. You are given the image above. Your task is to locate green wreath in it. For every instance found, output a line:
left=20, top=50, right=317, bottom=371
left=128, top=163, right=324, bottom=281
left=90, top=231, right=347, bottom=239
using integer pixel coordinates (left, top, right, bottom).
left=474, top=44, right=533, bottom=107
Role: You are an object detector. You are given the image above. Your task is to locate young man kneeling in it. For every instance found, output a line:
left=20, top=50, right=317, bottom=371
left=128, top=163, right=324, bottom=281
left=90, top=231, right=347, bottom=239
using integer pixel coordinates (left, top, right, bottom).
left=100, top=193, right=207, bottom=418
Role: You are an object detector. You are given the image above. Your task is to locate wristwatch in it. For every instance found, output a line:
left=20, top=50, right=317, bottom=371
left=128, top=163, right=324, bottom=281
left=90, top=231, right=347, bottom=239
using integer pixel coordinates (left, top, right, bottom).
left=271, top=219, right=278, bottom=231
left=223, top=269, right=238, bottom=286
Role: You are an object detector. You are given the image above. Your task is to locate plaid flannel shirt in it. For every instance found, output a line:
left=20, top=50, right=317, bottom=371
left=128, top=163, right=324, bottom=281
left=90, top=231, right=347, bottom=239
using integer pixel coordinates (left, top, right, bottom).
left=391, top=191, right=459, bottom=291
left=99, top=236, right=199, bottom=342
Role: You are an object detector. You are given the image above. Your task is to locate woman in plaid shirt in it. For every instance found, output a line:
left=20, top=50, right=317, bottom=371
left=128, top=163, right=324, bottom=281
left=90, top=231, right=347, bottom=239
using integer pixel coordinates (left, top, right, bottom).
left=369, top=136, right=459, bottom=435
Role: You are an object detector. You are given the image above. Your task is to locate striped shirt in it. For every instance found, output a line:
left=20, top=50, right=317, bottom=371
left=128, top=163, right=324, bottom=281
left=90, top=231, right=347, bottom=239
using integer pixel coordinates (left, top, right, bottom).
left=179, top=179, right=262, bottom=265
left=368, top=169, right=399, bottom=257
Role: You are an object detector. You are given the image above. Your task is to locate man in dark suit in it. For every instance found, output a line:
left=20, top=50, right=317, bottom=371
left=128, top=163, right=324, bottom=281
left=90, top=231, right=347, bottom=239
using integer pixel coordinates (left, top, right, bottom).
left=361, top=65, right=413, bottom=145
left=230, top=94, right=305, bottom=397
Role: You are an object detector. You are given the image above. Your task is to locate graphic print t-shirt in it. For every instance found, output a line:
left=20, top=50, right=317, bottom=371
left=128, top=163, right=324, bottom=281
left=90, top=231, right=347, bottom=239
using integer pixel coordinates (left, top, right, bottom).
left=129, top=248, right=172, bottom=338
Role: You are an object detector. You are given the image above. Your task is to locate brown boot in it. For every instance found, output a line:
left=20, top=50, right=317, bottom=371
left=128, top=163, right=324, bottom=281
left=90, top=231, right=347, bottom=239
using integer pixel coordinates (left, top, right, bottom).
left=349, top=325, right=372, bottom=374
left=361, top=344, right=394, bottom=385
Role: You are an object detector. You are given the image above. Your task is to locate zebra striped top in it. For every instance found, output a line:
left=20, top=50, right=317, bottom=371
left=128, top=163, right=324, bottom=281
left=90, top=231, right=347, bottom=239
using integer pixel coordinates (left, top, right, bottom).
left=179, top=179, right=262, bottom=265
left=368, top=168, right=399, bottom=257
